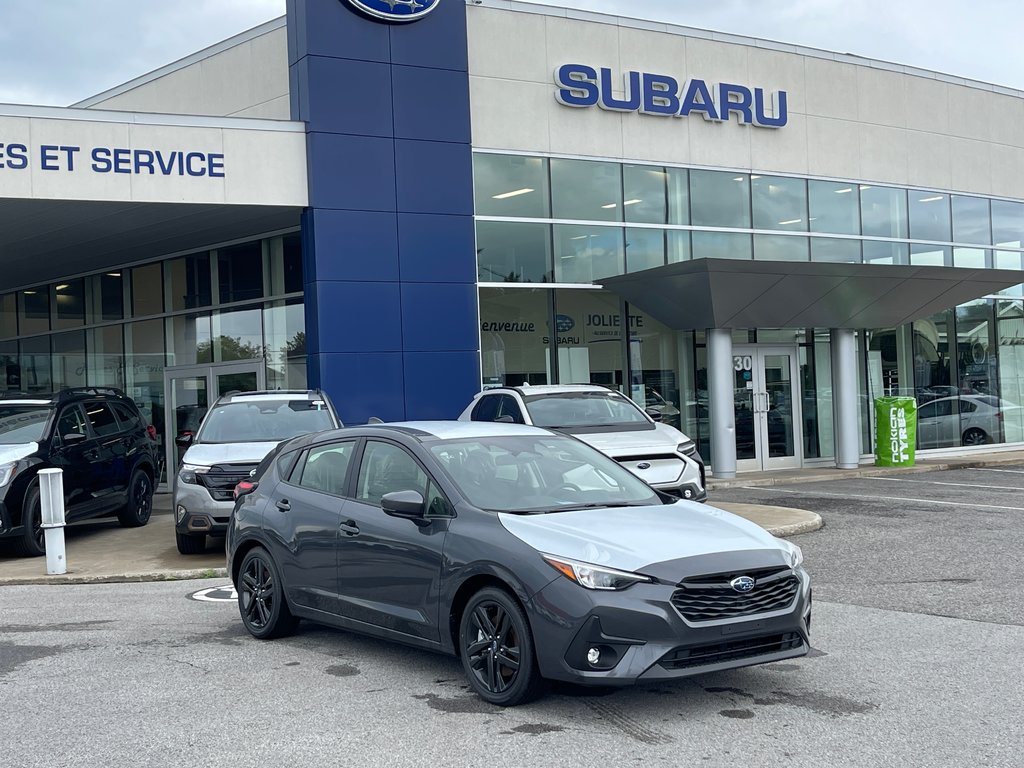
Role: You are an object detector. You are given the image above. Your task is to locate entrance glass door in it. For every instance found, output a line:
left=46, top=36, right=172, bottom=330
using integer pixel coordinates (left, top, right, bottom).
left=734, top=346, right=802, bottom=472
left=163, top=359, right=265, bottom=480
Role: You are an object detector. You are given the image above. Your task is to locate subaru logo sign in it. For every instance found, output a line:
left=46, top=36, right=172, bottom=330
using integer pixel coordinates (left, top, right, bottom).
left=730, top=576, right=755, bottom=593
left=345, top=0, right=440, bottom=22
left=555, top=314, right=575, bottom=334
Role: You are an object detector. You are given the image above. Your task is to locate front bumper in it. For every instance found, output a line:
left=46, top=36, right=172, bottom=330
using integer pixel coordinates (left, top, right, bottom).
left=527, top=566, right=811, bottom=686
left=174, top=481, right=234, bottom=537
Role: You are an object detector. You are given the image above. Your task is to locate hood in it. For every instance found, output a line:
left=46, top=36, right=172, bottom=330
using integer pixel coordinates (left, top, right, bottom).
left=0, top=442, right=38, bottom=465
left=570, top=422, right=685, bottom=456
left=182, top=441, right=278, bottom=467
left=499, top=502, right=784, bottom=574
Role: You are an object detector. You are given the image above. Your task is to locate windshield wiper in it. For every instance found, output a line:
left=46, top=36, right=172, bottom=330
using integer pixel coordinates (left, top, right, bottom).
left=547, top=501, right=650, bottom=512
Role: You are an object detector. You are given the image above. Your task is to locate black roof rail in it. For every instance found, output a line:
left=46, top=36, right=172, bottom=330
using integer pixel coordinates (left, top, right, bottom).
left=58, top=386, right=128, bottom=399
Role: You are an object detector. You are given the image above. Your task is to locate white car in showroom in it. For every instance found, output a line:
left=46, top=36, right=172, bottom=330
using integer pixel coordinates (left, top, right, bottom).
left=459, top=385, right=706, bottom=501
left=917, top=394, right=1024, bottom=448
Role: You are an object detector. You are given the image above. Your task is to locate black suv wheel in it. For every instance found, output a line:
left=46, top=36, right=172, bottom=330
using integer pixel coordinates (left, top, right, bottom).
left=118, top=468, right=153, bottom=527
left=14, top=483, right=45, bottom=558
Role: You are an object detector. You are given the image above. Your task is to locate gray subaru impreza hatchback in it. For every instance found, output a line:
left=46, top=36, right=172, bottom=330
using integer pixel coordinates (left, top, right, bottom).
left=227, top=422, right=810, bottom=706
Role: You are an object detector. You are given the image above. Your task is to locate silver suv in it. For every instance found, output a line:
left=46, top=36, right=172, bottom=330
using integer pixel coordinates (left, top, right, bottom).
left=458, top=385, right=706, bottom=502
left=174, top=390, right=341, bottom=554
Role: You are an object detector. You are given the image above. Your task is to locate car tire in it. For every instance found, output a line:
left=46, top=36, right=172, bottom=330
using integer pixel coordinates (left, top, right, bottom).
left=118, top=469, right=154, bottom=528
left=962, top=427, right=989, bottom=446
left=458, top=587, right=544, bottom=707
left=14, top=483, right=45, bottom=558
left=175, top=531, right=207, bottom=555
left=237, top=547, right=298, bottom=640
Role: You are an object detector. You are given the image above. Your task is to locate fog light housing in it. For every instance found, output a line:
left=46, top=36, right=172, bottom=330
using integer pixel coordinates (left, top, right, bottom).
left=683, top=488, right=693, bottom=499
left=175, top=505, right=187, bottom=524
left=587, top=647, right=601, bottom=666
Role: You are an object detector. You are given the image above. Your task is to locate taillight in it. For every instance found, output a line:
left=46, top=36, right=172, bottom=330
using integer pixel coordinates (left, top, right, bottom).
left=234, top=479, right=258, bottom=501
left=146, top=425, right=157, bottom=441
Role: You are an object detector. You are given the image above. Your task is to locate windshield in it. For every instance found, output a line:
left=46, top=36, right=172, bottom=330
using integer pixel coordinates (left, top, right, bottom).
left=430, top=434, right=661, bottom=513
left=0, top=405, right=52, bottom=444
left=197, top=400, right=335, bottom=444
left=525, top=392, right=650, bottom=429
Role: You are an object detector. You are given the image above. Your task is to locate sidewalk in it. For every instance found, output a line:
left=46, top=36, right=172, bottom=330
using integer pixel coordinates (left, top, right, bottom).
left=0, top=494, right=822, bottom=586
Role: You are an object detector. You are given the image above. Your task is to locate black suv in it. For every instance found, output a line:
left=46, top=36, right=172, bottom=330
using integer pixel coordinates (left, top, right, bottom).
left=0, top=388, right=160, bottom=556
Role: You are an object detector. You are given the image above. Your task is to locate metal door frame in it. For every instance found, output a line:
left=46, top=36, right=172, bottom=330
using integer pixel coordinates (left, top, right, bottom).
left=734, top=345, right=803, bottom=472
left=162, top=359, right=265, bottom=485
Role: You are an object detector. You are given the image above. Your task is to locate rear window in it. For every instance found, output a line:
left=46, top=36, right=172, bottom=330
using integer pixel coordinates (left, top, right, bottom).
left=197, top=399, right=336, bottom=443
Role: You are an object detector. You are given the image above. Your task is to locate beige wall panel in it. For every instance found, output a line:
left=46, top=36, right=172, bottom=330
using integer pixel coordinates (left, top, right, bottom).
left=125, top=124, right=226, bottom=203
left=750, top=113, right=808, bottom=175
left=904, top=77, right=949, bottom=134
left=97, top=66, right=205, bottom=115
left=230, top=96, right=291, bottom=120
left=948, top=137, right=992, bottom=194
left=990, top=144, right=1024, bottom=199
left=687, top=117, right=750, bottom=169
left=616, top=27, right=686, bottom=78
left=746, top=47, right=807, bottom=116
left=947, top=84, right=994, bottom=144
left=545, top=16, right=621, bottom=80
left=906, top=131, right=952, bottom=190
left=806, top=116, right=862, bottom=180
left=856, top=68, right=907, bottom=129
left=803, top=58, right=859, bottom=121
left=25, top=118, right=133, bottom=201
left=620, top=112, right=691, bottom=165
left=858, top=122, right=908, bottom=185
left=685, top=38, right=749, bottom=90
left=468, top=9, right=548, bottom=83
left=222, top=130, right=307, bottom=206
left=548, top=100, right=624, bottom=159
left=470, top=78, right=551, bottom=153
left=989, top=93, right=1024, bottom=149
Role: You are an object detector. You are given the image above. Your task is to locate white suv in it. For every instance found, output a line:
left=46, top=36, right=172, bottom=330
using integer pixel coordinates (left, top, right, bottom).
left=458, top=385, right=706, bottom=502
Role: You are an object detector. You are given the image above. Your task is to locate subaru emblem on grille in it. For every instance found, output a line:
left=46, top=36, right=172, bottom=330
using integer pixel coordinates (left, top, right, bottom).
left=636, top=462, right=651, bottom=470
left=730, top=576, right=755, bottom=593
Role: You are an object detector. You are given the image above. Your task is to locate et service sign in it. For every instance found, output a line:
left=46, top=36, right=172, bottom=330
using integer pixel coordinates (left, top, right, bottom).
left=0, top=142, right=225, bottom=177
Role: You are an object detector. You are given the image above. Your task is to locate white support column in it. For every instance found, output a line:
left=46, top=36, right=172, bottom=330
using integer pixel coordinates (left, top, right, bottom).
left=831, top=328, right=861, bottom=469
left=707, top=328, right=737, bottom=479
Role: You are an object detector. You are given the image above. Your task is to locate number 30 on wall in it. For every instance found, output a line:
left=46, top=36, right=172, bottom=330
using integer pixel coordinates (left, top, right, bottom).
left=733, top=355, right=753, bottom=372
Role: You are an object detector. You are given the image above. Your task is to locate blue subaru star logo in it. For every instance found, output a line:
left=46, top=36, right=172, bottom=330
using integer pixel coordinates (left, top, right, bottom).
left=346, top=0, right=440, bottom=22
left=730, top=576, right=755, bottom=593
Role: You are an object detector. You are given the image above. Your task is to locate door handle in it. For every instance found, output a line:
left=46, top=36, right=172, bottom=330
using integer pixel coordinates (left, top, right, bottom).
left=276, top=499, right=291, bottom=512
left=764, top=391, right=772, bottom=411
left=339, top=520, right=360, bottom=537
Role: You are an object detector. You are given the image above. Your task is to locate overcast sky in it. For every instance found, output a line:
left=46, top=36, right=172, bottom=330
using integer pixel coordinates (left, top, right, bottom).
left=1, top=0, right=1022, bottom=106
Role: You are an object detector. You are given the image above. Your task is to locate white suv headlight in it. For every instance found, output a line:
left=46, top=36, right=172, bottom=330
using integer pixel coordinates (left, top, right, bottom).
left=0, top=461, right=17, bottom=488
left=778, top=539, right=803, bottom=569
left=178, top=463, right=209, bottom=485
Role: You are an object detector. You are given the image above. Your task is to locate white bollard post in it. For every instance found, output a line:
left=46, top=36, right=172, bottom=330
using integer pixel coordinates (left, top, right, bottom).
left=38, top=468, right=67, bottom=575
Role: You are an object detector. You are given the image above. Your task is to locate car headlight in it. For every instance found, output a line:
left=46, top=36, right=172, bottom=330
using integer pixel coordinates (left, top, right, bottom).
left=0, top=461, right=17, bottom=488
left=543, top=555, right=651, bottom=591
left=778, top=539, right=803, bottom=569
left=677, top=440, right=697, bottom=457
left=178, top=463, right=209, bottom=485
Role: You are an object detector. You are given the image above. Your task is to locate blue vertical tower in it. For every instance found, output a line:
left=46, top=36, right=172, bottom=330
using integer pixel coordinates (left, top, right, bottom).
left=286, top=0, right=479, bottom=424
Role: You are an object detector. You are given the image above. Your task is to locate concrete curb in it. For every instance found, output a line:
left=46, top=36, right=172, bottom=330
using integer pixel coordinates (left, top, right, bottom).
left=0, top=567, right=228, bottom=587
left=765, top=514, right=824, bottom=538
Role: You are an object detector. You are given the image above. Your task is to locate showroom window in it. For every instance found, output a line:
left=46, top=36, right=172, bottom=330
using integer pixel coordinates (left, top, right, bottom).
left=691, top=231, right=751, bottom=260
left=476, top=221, right=552, bottom=283
left=952, top=195, right=991, bottom=245
left=553, top=225, right=624, bottom=283
left=909, top=191, right=951, bottom=242
left=861, top=185, right=908, bottom=239
left=166, top=253, right=212, bottom=311
left=625, top=228, right=665, bottom=272
left=992, top=200, right=1024, bottom=248
left=474, top=154, right=550, bottom=219
left=809, top=181, right=859, bottom=235
left=690, top=170, right=751, bottom=228
left=479, top=287, right=552, bottom=387
left=550, top=159, right=622, bottom=222
left=87, top=272, right=124, bottom=323
left=754, top=234, right=808, bottom=262
left=19, top=288, right=50, bottom=335
left=218, top=241, right=264, bottom=304
left=622, top=165, right=667, bottom=224
left=53, top=280, right=85, bottom=330
left=811, top=238, right=861, bottom=263
left=863, top=240, right=908, bottom=265
left=752, top=175, right=807, bottom=232
left=132, top=263, right=164, bottom=317
left=0, top=293, right=16, bottom=339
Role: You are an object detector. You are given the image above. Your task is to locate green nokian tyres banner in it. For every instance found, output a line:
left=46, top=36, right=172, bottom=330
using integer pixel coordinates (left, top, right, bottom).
left=875, top=397, right=917, bottom=467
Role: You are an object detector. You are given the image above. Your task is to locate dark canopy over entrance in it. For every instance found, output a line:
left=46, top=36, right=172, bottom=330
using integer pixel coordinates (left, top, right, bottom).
left=602, top=258, right=1024, bottom=329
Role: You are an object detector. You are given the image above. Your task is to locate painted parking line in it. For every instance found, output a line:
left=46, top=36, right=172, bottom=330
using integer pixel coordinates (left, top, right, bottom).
left=756, top=486, right=1024, bottom=512
left=967, top=468, right=1024, bottom=475
left=868, top=477, right=1020, bottom=491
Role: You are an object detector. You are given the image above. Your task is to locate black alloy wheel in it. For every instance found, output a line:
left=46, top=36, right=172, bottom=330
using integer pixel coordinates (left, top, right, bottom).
left=459, top=587, right=543, bottom=706
left=15, top=484, right=45, bottom=558
left=237, top=547, right=298, bottom=640
left=118, top=469, right=153, bottom=527
left=962, top=427, right=989, bottom=446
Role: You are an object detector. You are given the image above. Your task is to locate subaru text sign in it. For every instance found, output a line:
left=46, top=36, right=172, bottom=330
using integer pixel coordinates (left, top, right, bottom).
left=554, top=64, right=788, bottom=128
left=345, top=0, right=440, bottom=22
left=0, top=142, right=224, bottom=177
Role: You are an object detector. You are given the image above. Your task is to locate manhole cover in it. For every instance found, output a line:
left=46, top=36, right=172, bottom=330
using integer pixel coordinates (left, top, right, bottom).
left=189, top=584, right=237, bottom=602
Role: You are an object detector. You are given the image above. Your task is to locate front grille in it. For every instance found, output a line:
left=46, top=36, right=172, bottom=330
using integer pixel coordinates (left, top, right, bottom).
left=659, top=632, right=804, bottom=670
left=198, top=464, right=258, bottom=502
left=671, top=566, right=800, bottom=622
left=615, top=453, right=679, bottom=463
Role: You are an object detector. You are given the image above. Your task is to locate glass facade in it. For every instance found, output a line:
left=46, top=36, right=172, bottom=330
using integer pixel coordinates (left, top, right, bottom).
left=0, top=232, right=306, bottom=473
left=475, top=152, right=1024, bottom=460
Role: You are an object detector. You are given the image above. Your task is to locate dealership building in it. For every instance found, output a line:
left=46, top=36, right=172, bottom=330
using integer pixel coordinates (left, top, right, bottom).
left=1, top=0, right=1023, bottom=479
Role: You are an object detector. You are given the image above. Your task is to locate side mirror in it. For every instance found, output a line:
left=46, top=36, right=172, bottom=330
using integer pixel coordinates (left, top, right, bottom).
left=645, top=408, right=663, bottom=423
left=381, top=490, right=426, bottom=521
left=175, top=433, right=194, bottom=448
left=62, top=432, right=87, bottom=444
left=495, top=415, right=515, bottom=424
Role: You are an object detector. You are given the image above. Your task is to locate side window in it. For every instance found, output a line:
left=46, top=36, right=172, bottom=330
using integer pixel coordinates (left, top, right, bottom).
left=57, top=406, right=88, bottom=440
left=297, top=442, right=355, bottom=496
left=356, top=441, right=428, bottom=506
left=470, top=395, right=500, bottom=422
left=959, top=399, right=977, bottom=414
left=918, top=402, right=935, bottom=420
left=110, top=402, right=143, bottom=432
left=85, top=402, right=119, bottom=437
left=497, top=395, right=525, bottom=424
left=425, top=480, right=453, bottom=517
left=935, top=400, right=954, bottom=418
